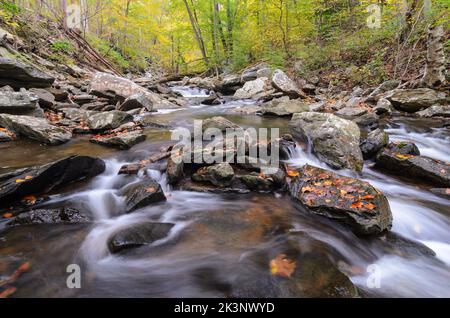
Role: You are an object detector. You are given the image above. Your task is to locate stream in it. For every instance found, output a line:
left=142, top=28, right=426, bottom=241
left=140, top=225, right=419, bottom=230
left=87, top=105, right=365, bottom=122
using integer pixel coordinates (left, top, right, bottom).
left=1, top=86, right=449, bottom=298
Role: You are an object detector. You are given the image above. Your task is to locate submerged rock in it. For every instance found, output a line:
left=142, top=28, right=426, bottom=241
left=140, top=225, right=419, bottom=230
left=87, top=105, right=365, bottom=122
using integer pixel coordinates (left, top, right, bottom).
left=386, top=88, right=447, bottom=113
left=0, top=58, right=55, bottom=89
left=0, top=114, right=72, bottom=145
left=289, top=112, right=364, bottom=171
left=86, top=110, right=133, bottom=131
left=121, top=178, right=166, bottom=213
left=192, top=163, right=235, bottom=187
left=0, top=156, right=105, bottom=205
left=6, top=208, right=90, bottom=226
left=108, top=222, right=175, bottom=253
left=376, top=147, right=450, bottom=187
left=288, top=165, right=393, bottom=235
left=90, top=130, right=146, bottom=150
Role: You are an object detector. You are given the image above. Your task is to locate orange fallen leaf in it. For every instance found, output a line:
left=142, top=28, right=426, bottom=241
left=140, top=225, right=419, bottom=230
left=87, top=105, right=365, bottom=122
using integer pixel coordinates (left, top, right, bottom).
left=270, top=254, right=297, bottom=278
left=145, top=187, right=156, bottom=193
left=3, top=213, right=13, bottom=219
left=362, top=194, right=375, bottom=200
left=0, top=287, right=17, bottom=298
left=364, top=203, right=376, bottom=210
left=22, top=195, right=37, bottom=205
left=351, top=201, right=364, bottom=209
left=15, top=179, right=26, bottom=183
left=286, top=170, right=299, bottom=177
left=24, top=176, right=33, bottom=180
left=395, top=153, right=414, bottom=160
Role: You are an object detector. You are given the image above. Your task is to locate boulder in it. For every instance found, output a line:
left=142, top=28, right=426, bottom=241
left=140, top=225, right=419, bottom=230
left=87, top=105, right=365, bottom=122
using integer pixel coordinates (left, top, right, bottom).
left=0, top=91, right=39, bottom=115
left=28, top=88, right=55, bottom=109
left=289, top=112, right=364, bottom=171
left=360, top=128, right=389, bottom=159
left=0, top=156, right=105, bottom=204
left=86, top=110, right=133, bottom=131
left=374, top=98, right=393, bottom=115
left=121, top=178, right=166, bottom=213
left=385, top=141, right=420, bottom=156
left=260, top=98, right=310, bottom=117
left=118, top=93, right=153, bottom=112
left=386, top=88, right=447, bottom=113
left=240, top=169, right=286, bottom=192
left=0, top=58, right=54, bottom=89
left=60, top=108, right=97, bottom=122
left=73, top=94, right=96, bottom=105
left=288, top=165, right=393, bottom=235
left=271, top=69, right=303, bottom=98
left=192, top=163, right=235, bottom=187
left=0, top=114, right=72, bottom=145
left=167, top=155, right=184, bottom=185
left=234, top=77, right=271, bottom=99
left=108, top=222, right=175, bottom=253
left=366, top=80, right=400, bottom=102
left=335, top=106, right=368, bottom=118
left=256, top=68, right=273, bottom=78
left=90, top=130, right=146, bottom=150
left=202, top=116, right=241, bottom=133
left=6, top=208, right=90, bottom=226
left=416, top=105, right=450, bottom=118
left=376, top=148, right=450, bottom=187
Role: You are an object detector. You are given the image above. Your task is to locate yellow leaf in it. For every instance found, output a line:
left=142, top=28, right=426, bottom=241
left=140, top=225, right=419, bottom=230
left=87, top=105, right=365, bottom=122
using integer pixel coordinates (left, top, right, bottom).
left=270, top=254, right=296, bottom=278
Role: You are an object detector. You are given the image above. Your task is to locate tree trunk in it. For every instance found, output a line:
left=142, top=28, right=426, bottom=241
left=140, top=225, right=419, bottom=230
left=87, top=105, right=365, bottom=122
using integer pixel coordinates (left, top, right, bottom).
left=421, top=25, right=446, bottom=87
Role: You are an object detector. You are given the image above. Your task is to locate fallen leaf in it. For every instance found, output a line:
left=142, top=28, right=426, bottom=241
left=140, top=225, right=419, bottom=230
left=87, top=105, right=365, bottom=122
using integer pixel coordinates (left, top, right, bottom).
left=145, top=187, right=156, bottom=193
left=22, top=195, right=37, bottom=205
left=3, top=213, right=13, bottom=219
left=351, top=201, right=364, bottom=209
left=15, top=179, right=26, bottom=183
left=0, top=287, right=17, bottom=298
left=395, top=153, right=414, bottom=160
left=24, top=176, right=33, bottom=180
left=364, top=203, right=376, bottom=210
left=362, top=194, right=375, bottom=200
left=270, top=254, right=296, bottom=278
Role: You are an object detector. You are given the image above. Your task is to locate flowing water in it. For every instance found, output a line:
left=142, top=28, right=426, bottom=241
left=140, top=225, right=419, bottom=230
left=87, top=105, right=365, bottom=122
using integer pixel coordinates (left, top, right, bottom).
left=0, top=87, right=449, bottom=298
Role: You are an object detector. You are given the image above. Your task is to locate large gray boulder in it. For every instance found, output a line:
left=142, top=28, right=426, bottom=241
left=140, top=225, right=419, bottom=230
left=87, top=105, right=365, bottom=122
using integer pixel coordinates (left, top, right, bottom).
left=118, top=93, right=153, bottom=112
left=234, top=77, right=272, bottom=99
left=289, top=165, right=393, bottom=235
left=87, top=110, right=133, bottom=131
left=192, top=163, right=235, bottom=187
left=0, top=91, right=40, bottom=115
left=289, top=112, right=364, bottom=171
left=271, top=69, right=302, bottom=97
left=121, top=178, right=166, bottom=213
left=386, top=88, right=447, bottom=113
left=0, top=58, right=55, bottom=89
left=260, top=98, right=310, bottom=117
left=0, top=114, right=72, bottom=145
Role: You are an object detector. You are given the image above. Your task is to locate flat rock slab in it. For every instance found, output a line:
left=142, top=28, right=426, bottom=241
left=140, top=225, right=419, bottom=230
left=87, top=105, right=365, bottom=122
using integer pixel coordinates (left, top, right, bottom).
left=0, top=91, right=39, bottom=115
left=108, top=222, right=175, bottom=253
left=0, top=156, right=105, bottom=205
left=0, top=58, right=55, bottom=89
left=288, top=165, right=393, bottom=235
left=0, top=114, right=72, bottom=145
left=6, top=208, right=90, bottom=226
left=87, top=110, right=133, bottom=131
left=376, top=148, right=450, bottom=187
left=90, top=130, right=146, bottom=150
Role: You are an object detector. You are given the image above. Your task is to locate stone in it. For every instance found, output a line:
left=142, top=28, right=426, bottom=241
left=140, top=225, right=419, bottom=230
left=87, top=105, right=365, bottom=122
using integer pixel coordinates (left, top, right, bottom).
left=234, top=77, right=271, bottom=99
left=0, top=91, right=39, bottom=115
left=0, top=114, right=72, bottom=145
left=0, top=156, right=105, bottom=204
left=202, top=116, right=241, bottom=133
left=360, top=128, right=389, bottom=159
left=6, top=208, right=90, bottom=226
left=288, top=165, right=393, bottom=235
left=192, top=163, right=235, bottom=187
left=0, top=58, right=55, bottom=89
left=289, top=112, right=364, bottom=171
left=87, top=110, right=133, bottom=131
left=271, top=69, right=302, bottom=98
left=108, top=222, right=175, bottom=253
left=386, top=88, right=447, bottom=113
left=121, top=178, right=166, bottom=213
left=28, top=88, right=55, bottom=108
left=366, top=80, right=400, bottom=102
left=260, top=98, right=310, bottom=117
left=416, top=105, right=450, bottom=118
left=335, top=106, right=368, bottom=118
left=90, top=130, right=146, bottom=150
left=118, top=93, right=153, bottom=112
left=374, top=98, right=393, bottom=115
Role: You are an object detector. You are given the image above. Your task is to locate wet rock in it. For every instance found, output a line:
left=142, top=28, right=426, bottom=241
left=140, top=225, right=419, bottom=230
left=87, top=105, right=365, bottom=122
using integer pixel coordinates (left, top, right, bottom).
left=430, top=188, right=450, bottom=199
left=416, top=105, right=450, bottom=118
left=0, top=91, right=39, bottom=115
left=90, top=130, right=146, bottom=150
left=271, top=69, right=303, bottom=98
left=81, top=101, right=109, bottom=111
left=360, top=128, right=389, bottom=159
left=28, top=88, right=55, bottom=109
left=386, top=88, right=447, bottom=113
left=46, top=87, right=68, bottom=102
left=60, top=108, right=97, bottom=122
left=240, top=169, right=286, bottom=192
left=86, top=110, right=133, bottom=131
left=167, top=155, right=184, bottom=185
left=352, top=112, right=379, bottom=131
left=386, top=141, right=420, bottom=156
left=202, top=116, right=241, bottom=133
left=108, top=222, right=175, bottom=253
left=231, top=235, right=359, bottom=298
left=121, top=178, right=166, bottom=213
left=0, top=114, right=72, bottom=145
left=0, top=127, right=15, bottom=142
left=6, top=208, right=90, bottom=226
left=192, top=163, right=235, bottom=187
left=217, top=74, right=241, bottom=93
left=288, top=165, right=393, bottom=235
left=201, top=92, right=221, bottom=105
left=376, top=148, right=450, bottom=187
left=375, top=232, right=436, bottom=258
left=188, top=77, right=217, bottom=90
left=0, top=58, right=55, bottom=89
left=234, top=77, right=272, bottom=100
left=290, top=112, right=364, bottom=171
left=0, top=156, right=106, bottom=204
left=118, top=93, right=153, bottom=112
left=374, top=98, right=393, bottom=115
left=118, top=163, right=142, bottom=175
left=260, top=98, right=310, bottom=117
